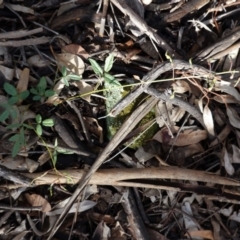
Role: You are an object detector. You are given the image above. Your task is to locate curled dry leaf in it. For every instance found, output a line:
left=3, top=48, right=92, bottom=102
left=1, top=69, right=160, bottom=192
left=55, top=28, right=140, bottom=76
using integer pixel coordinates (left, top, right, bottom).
left=223, top=147, right=234, bottom=176
left=178, top=143, right=204, bottom=158
left=46, top=81, right=65, bottom=105
left=155, top=101, right=185, bottom=128
left=62, top=44, right=89, bottom=59
left=46, top=200, right=96, bottom=216
left=25, top=193, right=51, bottom=212
left=229, top=211, right=240, bottom=223
left=153, top=126, right=207, bottom=146
left=219, top=205, right=233, bottom=217
left=185, top=230, right=214, bottom=240
left=73, top=81, right=94, bottom=102
left=38, top=151, right=51, bottom=166
left=6, top=3, right=34, bottom=14
left=209, top=125, right=231, bottom=147
left=0, top=65, right=14, bottom=80
left=142, top=0, right=152, bottom=5
left=197, top=98, right=203, bottom=113
left=0, top=156, right=39, bottom=172
left=232, top=145, right=240, bottom=163
left=111, top=222, right=127, bottom=240
left=214, top=80, right=240, bottom=102
left=84, top=117, right=103, bottom=143
left=134, top=146, right=155, bottom=164
left=227, top=106, right=240, bottom=128
left=222, top=37, right=239, bottom=71
left=55, top=52, right=85, bottom=75
left=213, top=108, right=225, bottom=127
left=172, top=80, right=191, bottom=93
left=57, top=3, right=77, bottom=16
left=92, top=221, right=111, bottom=240
left=203, top=105, right=215, bottom=136
left=56, top=112, right=84, bottom=141
left=182, top=201, right=199, bottom=231
left=52, top=115, right=79, bottom=149
left=27, top=55, right=49, bottom=68
left=19, top=108, right=36, bottom=123
left=213, top=94, right=239, bottom=104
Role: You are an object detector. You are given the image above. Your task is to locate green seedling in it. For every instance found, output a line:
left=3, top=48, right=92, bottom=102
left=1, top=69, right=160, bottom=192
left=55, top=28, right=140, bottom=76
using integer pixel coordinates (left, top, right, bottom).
left=35, top=114, right=54, bottom=136
left=89, top=53, right=123, bottom=139
left=0, top=83, right=29, bottom=123
left=89, top=53, right=122, bottom=89
left=30, top=77, right=55, bottom=101
left=6, top=123, right=33, bottom=157
left=0, top=103, right=18, bottom=122
left=60, top=66, right=82, bottom=87
left=5, top=114, right=54, bottom=157
left=4, top=82, right=29, bottom=105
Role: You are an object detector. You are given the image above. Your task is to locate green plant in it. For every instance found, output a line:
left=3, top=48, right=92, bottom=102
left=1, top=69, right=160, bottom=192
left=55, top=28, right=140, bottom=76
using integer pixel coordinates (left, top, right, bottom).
left=0, top=103, right=18, bottom=122
left=60, top=66, right=82, bottom=86
left=4, top=114, right=54, bottom=157
left=35, top=114, right=54, bottom=136
left=4, top=82, right=29, bottom=105
left=6, top=122, right=33, bottom=157
left=89, top=54, right=124, bottom=139
left=89, top=53, right=122, bottom=89
left=0, top=83, right=29, bottom=122
left=30, top=77, right=55, bottom=101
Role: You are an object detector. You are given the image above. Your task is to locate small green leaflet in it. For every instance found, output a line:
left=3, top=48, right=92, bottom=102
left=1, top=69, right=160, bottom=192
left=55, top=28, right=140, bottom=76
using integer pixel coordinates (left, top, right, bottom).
left=61, top=77, right=69, bottom=86
left=42, top=118, right=54, bottom=127
left=89, top=58, right=103, bottom=76
left=38, top=77, right=47, bottom=91
left=0, top=110, right=10, bottom=122
left=67, top=74, right=82, bottom=80
left=12, top=141, right=20, bottom=157
left=9, top=134, right=19, bottom=142
left=36, top=114, right=42, bottom=124
left=30, top=88, right=38, bottom=95
left=36, top=124, right=42, bottom=136
left=8, top=96, right=19, bottom=105
left=61, top=66, right=67, bottom=77
left=4, top=83, right=17, bottom=96
left=104, top=53, right=114, bottom=72
left=44, top=89, right=55, bottom=97
left=19, top=90, right=29, bottom=100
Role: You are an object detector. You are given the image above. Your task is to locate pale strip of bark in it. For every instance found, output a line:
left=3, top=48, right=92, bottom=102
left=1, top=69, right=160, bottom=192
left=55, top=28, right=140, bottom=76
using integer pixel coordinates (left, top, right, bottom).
left=20, top=167, right=240, bottom=187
